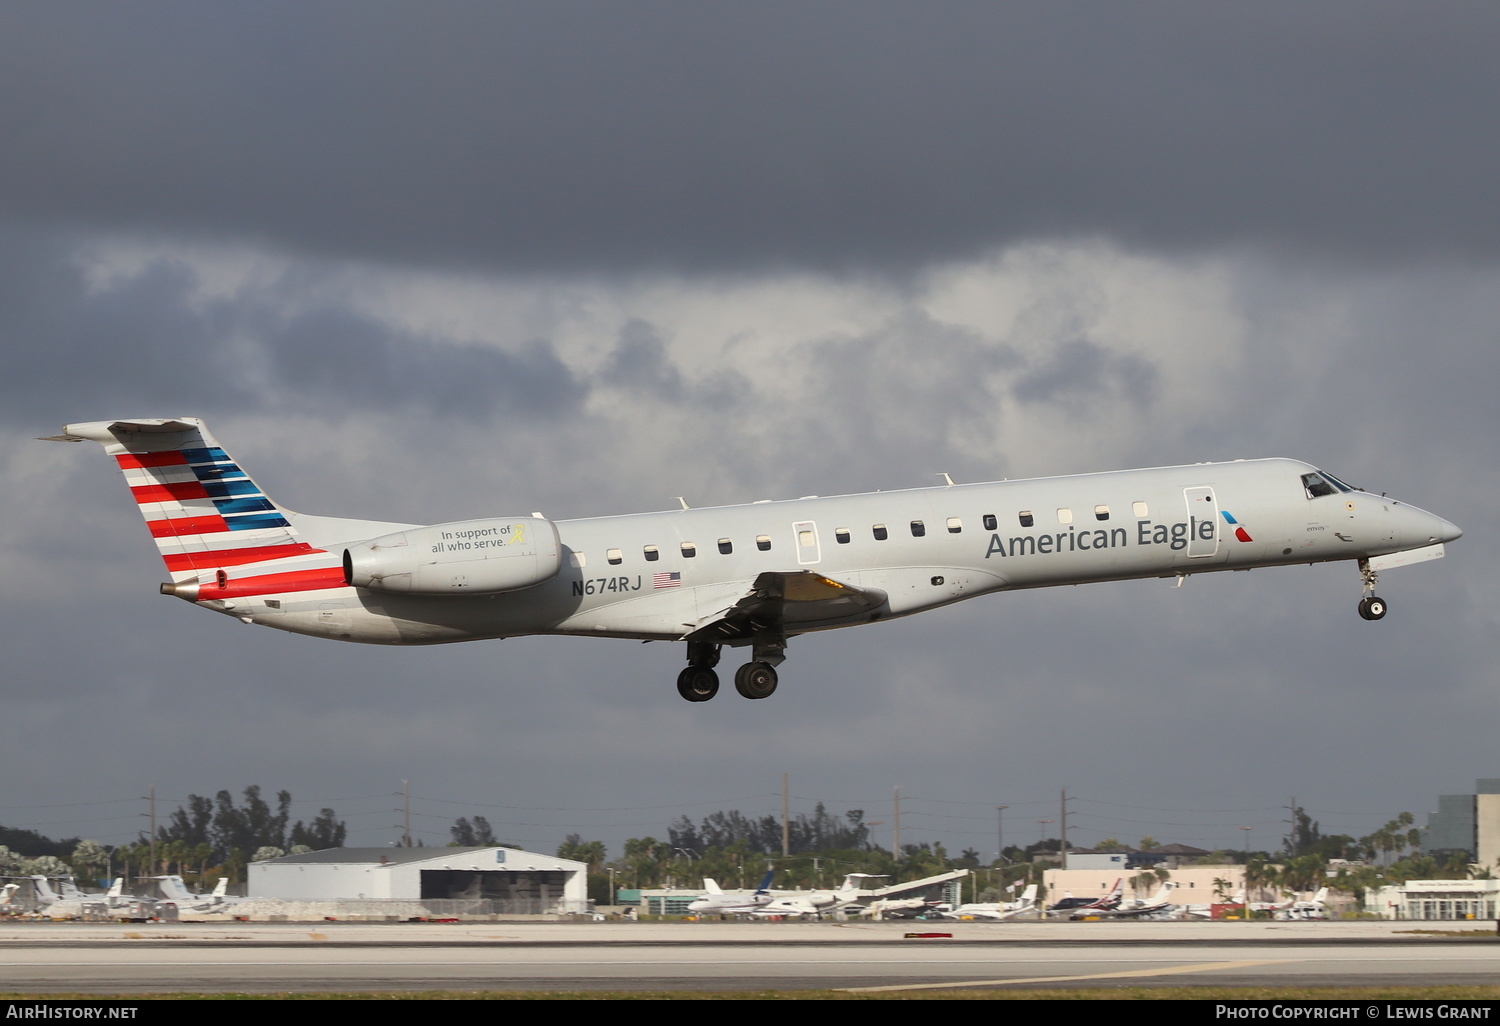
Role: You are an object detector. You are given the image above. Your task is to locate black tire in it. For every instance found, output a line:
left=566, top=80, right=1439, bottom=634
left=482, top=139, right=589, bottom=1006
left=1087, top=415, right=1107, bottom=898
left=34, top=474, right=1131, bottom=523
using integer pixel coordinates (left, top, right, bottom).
left=1358, top=596, right=1388, bottom=621
left=734, top=661, right=778, bottom=700
left=677, top=666, right=719, bottom=702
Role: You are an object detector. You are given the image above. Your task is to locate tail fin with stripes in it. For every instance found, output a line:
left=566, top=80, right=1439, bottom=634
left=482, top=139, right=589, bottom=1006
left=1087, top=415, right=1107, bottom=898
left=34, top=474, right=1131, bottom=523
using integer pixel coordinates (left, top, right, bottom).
left=46, top=418, right=346, bottom=601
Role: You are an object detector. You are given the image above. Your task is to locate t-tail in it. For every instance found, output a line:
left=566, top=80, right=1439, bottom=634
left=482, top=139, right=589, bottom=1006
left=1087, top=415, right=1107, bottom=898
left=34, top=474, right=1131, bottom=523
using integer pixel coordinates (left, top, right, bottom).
left=752, top=869, right=776, bottom=896
left=28, top=876, right=59, bottom=907
left=44, top=418, right=346, bottom=603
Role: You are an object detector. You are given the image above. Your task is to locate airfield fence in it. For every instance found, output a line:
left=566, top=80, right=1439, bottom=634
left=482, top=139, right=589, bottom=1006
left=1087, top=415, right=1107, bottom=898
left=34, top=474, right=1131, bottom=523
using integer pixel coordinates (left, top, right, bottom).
left=247, top=898, right=593, bottom=919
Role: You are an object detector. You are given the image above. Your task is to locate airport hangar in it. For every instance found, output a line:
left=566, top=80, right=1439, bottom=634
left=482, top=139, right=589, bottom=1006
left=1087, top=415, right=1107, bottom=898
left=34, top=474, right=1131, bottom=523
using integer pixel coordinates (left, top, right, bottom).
left=250, top=847, right=589, bottom=910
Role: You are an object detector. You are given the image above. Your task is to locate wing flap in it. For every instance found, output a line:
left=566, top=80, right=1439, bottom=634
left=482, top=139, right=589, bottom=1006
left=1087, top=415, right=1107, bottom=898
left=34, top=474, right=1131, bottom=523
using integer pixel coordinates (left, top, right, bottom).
left=683, top=570, right=888, bottom=643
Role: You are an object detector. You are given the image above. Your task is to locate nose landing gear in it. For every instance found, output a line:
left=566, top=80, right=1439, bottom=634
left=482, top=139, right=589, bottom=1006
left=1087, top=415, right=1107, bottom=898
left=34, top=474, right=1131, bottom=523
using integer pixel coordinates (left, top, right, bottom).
left=1357, top=558, right=1388, bottom=621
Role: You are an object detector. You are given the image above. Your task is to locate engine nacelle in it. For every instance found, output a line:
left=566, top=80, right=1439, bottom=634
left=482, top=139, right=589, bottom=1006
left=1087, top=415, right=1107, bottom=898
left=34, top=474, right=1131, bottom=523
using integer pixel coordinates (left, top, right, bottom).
left=343, top=517, right=562, bottom=595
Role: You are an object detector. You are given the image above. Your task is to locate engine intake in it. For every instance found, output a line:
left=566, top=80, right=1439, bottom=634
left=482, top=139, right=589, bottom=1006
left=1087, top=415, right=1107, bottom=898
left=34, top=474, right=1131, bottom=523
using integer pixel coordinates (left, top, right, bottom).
left=343, top=517, right=561, bottom=595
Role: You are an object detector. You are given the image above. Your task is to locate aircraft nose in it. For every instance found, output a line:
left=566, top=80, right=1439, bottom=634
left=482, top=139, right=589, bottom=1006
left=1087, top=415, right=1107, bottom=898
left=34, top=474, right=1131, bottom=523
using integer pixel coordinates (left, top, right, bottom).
left=1402, top=504, right=1461, bottom=546
left=1434, top=515, right=1462, bottom=544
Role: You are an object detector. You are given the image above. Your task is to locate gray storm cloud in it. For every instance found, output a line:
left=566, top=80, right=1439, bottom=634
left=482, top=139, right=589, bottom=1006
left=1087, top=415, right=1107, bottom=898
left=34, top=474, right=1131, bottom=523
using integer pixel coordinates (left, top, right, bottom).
left=2, top=2, right=1498, bottom=274
left=0, top=3, right=1496, bottom=857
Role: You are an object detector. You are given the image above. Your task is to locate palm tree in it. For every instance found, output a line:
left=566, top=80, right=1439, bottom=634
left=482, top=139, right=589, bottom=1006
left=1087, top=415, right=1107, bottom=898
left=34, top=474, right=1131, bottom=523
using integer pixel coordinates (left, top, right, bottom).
left=1243, top=856, right=1278, bottom=917
left=69, top=841, right=110, bottom=885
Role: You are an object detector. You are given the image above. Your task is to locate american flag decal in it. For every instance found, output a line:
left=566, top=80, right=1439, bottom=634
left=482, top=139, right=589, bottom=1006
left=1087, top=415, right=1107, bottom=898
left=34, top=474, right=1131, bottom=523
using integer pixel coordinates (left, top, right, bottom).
left=652, top=571, right=682, bottom=589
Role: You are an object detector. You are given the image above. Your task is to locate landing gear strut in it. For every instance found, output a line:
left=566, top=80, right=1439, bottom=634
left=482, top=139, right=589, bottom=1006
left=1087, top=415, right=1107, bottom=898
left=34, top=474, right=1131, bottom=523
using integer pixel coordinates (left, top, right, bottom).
left=1357, top=558, right=1388, bottom=621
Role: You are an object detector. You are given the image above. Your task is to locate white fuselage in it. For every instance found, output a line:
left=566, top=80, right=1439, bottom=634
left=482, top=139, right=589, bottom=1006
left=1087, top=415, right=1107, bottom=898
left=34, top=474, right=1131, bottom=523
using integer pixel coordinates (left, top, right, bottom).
left=211, top=457, right=1457, bottom=648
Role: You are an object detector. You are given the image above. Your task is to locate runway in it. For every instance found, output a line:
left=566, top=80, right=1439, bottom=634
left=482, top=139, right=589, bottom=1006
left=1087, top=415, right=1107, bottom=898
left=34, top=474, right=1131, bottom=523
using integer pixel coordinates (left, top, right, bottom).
left=0, top=920, right=1495, bottom=994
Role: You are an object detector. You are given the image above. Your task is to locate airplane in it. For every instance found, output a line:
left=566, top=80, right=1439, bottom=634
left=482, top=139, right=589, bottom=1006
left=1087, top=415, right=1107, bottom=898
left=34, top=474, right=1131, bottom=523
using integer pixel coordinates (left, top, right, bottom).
left=863, top=897, right=950, bottom=920
left=944, top=882, right=1040, bottom=921
left=147, top=875, right=246, bottom=914
left=687, top=870, right=778, bottom=916
left=44, top=418, right=1461, bottom=702
left=26, top=875, right=62, bottom=912
left=1046, top=877, right=1124, bottom=917
left=18, top=876, right=135, bottom=919
left=1279, top=887, right=1330, bottom=921
left=751, top=872, right=882, bottom=918
left=1085, top=880, right=1178, bottom=919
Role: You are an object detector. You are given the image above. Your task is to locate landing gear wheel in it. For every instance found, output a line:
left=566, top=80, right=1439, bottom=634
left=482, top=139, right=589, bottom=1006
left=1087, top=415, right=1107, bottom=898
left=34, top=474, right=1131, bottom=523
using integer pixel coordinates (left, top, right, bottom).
left=734, top=661, right=778, bottom=700
left=677, top=666, right=719, bottom=702
left=1358, top=596, right=1388, bottom=621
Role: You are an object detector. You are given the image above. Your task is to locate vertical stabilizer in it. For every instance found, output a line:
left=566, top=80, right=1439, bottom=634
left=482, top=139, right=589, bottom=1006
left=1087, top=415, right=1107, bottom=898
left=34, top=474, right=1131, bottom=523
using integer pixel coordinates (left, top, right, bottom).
left=47, top=418, right=345, bottom=600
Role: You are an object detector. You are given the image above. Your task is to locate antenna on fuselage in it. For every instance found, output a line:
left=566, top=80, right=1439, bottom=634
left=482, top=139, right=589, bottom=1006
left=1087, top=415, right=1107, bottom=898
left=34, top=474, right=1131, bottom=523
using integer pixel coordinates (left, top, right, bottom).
left=938, top=473, right=956, bottom=486
left=676, top=497, right=691, bottom=510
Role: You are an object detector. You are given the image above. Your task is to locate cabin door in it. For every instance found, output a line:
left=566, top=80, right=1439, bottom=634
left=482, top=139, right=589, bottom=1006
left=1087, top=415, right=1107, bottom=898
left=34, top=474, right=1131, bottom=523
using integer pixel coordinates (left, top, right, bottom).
left=792, top=520, right=822, bottom=565
left=1183, top=487, right=1221, bottom=559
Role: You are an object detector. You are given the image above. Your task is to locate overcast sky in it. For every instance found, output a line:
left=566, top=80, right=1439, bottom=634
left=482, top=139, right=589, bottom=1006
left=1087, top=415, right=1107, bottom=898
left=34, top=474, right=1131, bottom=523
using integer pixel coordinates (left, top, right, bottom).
left=2, top=1, right=1498, bottom=864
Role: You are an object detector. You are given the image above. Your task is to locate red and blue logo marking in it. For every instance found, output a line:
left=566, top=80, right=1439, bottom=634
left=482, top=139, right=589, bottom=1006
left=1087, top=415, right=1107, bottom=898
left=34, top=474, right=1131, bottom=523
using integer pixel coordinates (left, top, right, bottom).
left=1221, top=510, right=1253, bottom=543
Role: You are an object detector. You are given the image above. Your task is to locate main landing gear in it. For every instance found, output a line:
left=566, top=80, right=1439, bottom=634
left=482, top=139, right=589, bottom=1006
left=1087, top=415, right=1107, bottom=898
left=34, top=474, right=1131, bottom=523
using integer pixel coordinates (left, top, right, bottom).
left=678, top=640, right=782, bottom=701
left=1357, top=558, right=1388, bottom=621
left=734, top=661, right=778, bottom=700
left=676, top=665, right=719, bottom=702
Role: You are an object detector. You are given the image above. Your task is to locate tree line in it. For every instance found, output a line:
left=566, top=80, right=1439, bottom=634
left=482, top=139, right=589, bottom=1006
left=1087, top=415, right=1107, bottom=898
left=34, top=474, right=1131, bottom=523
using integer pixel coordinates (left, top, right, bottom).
left=0, top=785, right=347, bottom=886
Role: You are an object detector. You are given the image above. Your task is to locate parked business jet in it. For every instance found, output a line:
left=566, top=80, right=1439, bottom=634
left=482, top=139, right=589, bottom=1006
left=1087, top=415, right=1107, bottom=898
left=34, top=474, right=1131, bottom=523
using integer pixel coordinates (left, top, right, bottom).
left=944, top=882, right=1040, bottom=921
left=1047, top=877, right=1124, bottom=917
left=687, top=870, right=778, bottom=916
left=751, top=872, right=880, bottom=918
left=45, top=418, right=1461, bottom=702
left=1088, top=880, right=1178, bottom=919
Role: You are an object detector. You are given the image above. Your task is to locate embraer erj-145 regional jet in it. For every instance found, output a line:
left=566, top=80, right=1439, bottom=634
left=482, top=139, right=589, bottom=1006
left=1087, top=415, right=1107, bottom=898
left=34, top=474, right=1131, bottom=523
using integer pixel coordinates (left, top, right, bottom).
left=46, top=418, right=1461, bottom=702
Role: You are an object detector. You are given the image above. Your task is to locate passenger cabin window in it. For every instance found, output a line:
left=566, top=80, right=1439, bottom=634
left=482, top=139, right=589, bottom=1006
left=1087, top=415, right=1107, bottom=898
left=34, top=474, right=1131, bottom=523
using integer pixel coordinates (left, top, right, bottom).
left=1132, top=501, right=1149, bottom=518
left=910, top=520, right=926, bottom=537
left=681, top=542, right=697, bottom=558
left=606, top=548, right=623, bottom=565
left=873, top=524, right=889, bottom=541
left=1094, top=505, right=1110, bottom=521
left=717, top=538, right=732, bottom=554
left=983, top=514, right=997, bottom=531
left=756, top=535, right=772, bottom=551
left=835, top=528, right=851, bottom=544
left=1057, top=508, right=1074, bottom=524
left=644, top=545, right=660, bottom=562
left=1018, top=511, right=1034, bottom=527
left=946, top=517, right=962, bottom=533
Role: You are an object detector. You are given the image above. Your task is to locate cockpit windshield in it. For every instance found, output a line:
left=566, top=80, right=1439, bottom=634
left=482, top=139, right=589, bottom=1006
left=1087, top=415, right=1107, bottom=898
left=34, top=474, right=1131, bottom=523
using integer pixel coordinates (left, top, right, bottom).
left=1301, top=470, right=1354, bottom=499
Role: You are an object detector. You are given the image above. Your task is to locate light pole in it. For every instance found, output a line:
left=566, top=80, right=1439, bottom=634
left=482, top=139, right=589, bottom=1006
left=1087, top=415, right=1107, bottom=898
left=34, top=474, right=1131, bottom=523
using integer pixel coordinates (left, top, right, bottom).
left=1239, top=827, right=1254, bottom=921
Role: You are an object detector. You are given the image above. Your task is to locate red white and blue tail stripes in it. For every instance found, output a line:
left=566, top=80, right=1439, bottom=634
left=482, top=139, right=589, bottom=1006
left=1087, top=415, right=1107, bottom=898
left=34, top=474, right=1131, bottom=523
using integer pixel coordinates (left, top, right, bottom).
left=64, top=419, right=346, bottom=600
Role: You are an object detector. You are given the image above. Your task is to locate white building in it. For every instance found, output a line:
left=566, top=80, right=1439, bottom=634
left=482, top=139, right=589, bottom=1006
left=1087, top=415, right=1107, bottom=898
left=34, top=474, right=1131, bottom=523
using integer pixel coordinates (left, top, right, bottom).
left=250, top=846, right=589, bottom=913
left=1364, top=879, right=1500, bottom=921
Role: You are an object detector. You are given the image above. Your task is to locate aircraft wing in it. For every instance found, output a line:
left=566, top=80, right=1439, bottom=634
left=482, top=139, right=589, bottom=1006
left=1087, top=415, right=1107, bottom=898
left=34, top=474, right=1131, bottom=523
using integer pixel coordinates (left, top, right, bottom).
left=682, top=570, right=887, bottom=645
